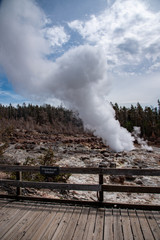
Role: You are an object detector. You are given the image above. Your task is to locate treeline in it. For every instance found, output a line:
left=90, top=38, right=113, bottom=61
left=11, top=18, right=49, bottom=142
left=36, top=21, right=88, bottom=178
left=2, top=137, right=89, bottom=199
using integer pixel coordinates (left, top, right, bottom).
left=0, top=101, right=160, bottom=142
left=112, top=100, right=160, bottom=141
left=0, top=103, right=84, bottom=135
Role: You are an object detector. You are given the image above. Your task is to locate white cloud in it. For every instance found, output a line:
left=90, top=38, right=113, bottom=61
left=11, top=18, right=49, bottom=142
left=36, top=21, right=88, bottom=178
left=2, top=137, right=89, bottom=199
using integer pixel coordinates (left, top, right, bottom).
left=149, top=61, right=160, bottom=71
left=68, top=0, right=160, bottom=74
left=45, top=26, right=70, bottom=47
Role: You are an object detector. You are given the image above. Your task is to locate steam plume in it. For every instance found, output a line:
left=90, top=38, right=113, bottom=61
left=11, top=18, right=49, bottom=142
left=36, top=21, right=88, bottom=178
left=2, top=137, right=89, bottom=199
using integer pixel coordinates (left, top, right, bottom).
left=0, top=0, right=135, bottom=152
left=133, top=127, right=153, bottom=151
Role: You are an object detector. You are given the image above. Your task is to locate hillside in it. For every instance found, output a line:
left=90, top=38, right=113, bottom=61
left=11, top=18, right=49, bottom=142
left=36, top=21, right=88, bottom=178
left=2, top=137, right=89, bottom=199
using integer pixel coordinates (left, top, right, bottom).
left=0, top=102, right=160, bottom=146
left=0, top=104, right=85, bottom=143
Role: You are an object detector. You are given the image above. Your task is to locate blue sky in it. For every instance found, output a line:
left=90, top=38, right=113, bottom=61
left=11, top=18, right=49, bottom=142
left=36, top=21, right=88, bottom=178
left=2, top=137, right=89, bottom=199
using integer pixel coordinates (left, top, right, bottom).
left=0, top=0, right=160, bottom=107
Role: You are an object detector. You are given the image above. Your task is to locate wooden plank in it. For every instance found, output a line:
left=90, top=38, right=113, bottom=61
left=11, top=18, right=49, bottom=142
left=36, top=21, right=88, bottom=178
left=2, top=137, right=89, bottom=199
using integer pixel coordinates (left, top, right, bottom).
left=113, top=209, right=123, bottom=240
left=51, top=205, right=75, bottom=240
left=136, top=210, right=155, bottom=240
left=144, top=211, right=160, bottom=240
left=0, top=179, right=101, bottom=191
left=104, top=208, right=113, bottom=240
left=128, top=210, right=144, bottom=240
left=61, top=206, right=82, bottom=240
left=152, top=211, right=160, bottom=228
left=19, top=204, right=60, bottom=240
left=72, top=207, right=90, bottom=240
left=103, top=184, right=160, bottom=193
left=16, top=204, right=61, bottom=240
left=61, top=168, right=160, bottom=176
left=2, top=203, right=45, bottom=240
left=0, top=202, right=37, bottom=239
left=99, top=168, right=104, bottom=202
left=93, top=208, right=104, bottom=240
left=0, top=201, right=32, bottom=225
left=83, top=207, right=97, bottom=240
left=2, top=179, right=160, bottom=194
left=31, top=204, right=61, bottom=240
left=120, top=209, right=133, bottom=240
left=0, top=203, right=22, bottom=225
left=0, top=164, right=160, bottom=176
left=42, top=205, right=68, bottom=240
left=0, top=203, right=17, bottom=221
left=0, top=198, right=9, bottom=208
left=0, top=165, right=40, bottom=172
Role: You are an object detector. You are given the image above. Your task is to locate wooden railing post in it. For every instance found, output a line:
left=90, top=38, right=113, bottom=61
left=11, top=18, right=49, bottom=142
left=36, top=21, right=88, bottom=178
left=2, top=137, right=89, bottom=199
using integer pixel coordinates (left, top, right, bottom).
left=98, top=163, right=104, bottom=202
left=16, top=163, right=22, bottom=196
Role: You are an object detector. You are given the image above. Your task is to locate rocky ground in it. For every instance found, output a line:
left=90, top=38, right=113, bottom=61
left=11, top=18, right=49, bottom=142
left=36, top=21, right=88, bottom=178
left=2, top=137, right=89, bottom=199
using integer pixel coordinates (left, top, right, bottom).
left=0, top=128, right=160, bottom=205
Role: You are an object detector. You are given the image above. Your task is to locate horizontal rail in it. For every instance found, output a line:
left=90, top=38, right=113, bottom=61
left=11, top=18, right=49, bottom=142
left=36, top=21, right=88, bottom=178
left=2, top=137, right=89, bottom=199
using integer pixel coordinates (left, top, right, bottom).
left=1, top=179, right=159, bottom=194
left=102, top=185, right=160, bottom=193
left=0, top=165, right=39, bottom=172
left=0, top=165, right=160, bottom=176
left=1, top=194, right=160, bottom=210
left=0, top=180, right=100, bottom=191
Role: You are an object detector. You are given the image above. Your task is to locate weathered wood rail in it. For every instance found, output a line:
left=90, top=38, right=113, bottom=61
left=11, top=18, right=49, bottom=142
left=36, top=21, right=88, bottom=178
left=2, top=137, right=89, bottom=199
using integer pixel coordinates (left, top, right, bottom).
left=0, top=164, right=160, bottom=209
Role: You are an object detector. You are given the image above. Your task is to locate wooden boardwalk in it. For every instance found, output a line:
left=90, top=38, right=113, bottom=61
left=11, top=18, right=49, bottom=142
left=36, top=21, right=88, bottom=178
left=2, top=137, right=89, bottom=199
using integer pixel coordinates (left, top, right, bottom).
left=0, top=198, right=160, bottom=240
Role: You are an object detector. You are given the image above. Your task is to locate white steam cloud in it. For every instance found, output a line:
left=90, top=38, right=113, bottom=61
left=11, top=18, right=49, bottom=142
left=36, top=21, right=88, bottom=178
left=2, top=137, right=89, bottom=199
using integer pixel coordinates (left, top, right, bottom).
left=0, top=0, right=134, bottom=152
left=133, top=127, right=153, bottom=151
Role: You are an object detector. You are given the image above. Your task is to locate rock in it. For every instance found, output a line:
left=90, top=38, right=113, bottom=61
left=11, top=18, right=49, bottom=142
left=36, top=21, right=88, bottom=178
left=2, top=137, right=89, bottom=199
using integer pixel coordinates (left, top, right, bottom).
left=33, top=146, right=41, bottom=152
left=25, top=144, right=35, bottom=150
left=134, top=179, right=143, bottom=185
left=80, top=156, right=90, bottom=161
left=115, top=153, right=123, bottom=157
left=109, top=162, right=116, bottom=168
left=15, top=144, right=25, bottom=150
left=109, top=175, right=125, bottom=184
left=100, top=151, right=110, bottom=157
left=24, top=188, right=37, bottom=194
left=125, top=175, right=136, bottom=181
left=40, top=146, right=48, bottom=151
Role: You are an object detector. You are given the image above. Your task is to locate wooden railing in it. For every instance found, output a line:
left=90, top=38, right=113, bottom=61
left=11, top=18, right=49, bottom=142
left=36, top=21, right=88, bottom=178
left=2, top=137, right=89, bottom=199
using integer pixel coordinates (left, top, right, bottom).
left=0, top=164, right=160, bottom=209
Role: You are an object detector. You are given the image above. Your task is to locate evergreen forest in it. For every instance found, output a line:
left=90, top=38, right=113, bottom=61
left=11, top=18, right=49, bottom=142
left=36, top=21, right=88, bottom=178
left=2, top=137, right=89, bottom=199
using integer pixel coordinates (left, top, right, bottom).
left=112, top=100, right=160, bottom=142
left=0, top=103, right=84, bottom=140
